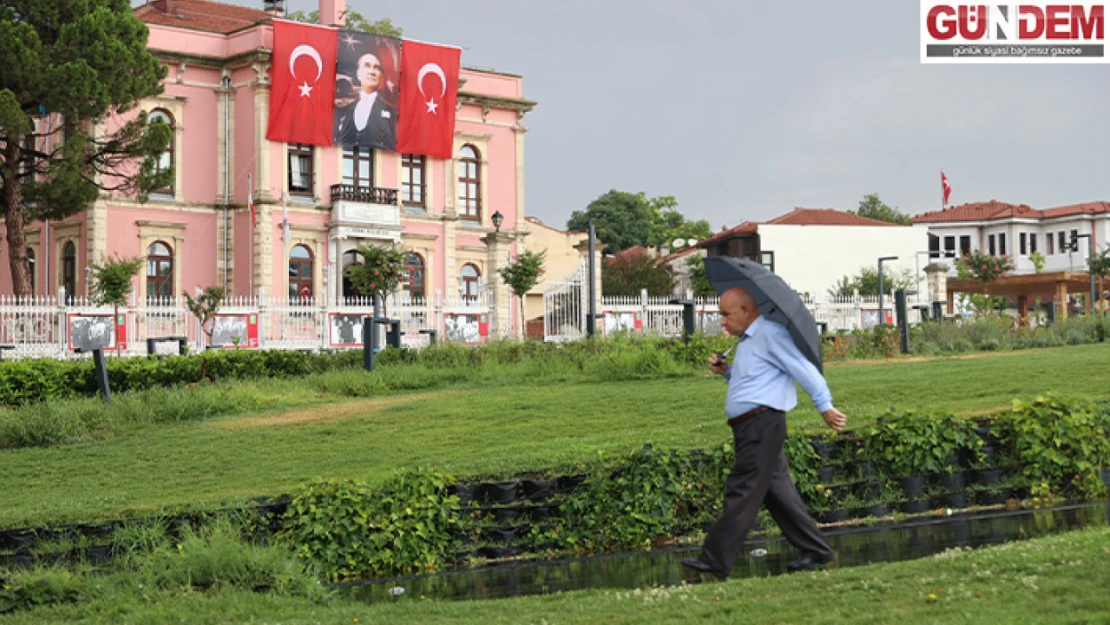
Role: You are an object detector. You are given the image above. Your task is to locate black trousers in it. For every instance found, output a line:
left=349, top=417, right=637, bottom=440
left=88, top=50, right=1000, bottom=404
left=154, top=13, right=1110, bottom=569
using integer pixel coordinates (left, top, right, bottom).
left=700, top=408, right=834, bottom=575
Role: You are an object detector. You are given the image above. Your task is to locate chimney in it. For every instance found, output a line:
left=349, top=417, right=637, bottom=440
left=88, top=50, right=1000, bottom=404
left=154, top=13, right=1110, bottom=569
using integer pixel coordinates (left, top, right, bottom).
left=262, top=0, right=285, bottom=18
left=152, top=0, right=179, bottom=14
left=320, top=0, right=347, bottom=27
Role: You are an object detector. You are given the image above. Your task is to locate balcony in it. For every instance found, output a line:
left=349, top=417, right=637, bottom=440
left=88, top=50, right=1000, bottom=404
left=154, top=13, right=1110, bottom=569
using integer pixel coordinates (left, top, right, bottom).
left=329, top=184, right=402, bottom=244
left=329, top=184, right=398, bottom=206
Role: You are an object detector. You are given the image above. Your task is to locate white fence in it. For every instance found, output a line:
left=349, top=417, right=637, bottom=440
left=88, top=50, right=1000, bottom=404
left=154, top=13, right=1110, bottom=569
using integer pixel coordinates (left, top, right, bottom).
left=598, top=291, right=928, bottom=338
left=0, top=291, right=488, bottom=361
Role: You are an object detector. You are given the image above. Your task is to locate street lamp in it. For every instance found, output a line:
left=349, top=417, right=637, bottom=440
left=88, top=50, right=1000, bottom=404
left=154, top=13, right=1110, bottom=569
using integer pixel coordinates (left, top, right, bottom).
left=491, top=211, right=503, bottom=233
left=569, top=220, right=598, bottom=337
left=877, top=256, right=899, bottom=326
left=1070, top=232, right=1096, bottom=313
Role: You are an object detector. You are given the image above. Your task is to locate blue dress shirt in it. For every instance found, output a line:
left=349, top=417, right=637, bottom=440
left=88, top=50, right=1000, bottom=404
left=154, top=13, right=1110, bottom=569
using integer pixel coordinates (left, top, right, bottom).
left=722, top=316, right=834, bottom=419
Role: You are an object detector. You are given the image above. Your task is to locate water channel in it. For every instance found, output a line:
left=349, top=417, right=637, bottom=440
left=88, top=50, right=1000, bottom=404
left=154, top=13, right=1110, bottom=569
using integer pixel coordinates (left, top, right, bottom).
left=340, top=501, right=1110, bottom=604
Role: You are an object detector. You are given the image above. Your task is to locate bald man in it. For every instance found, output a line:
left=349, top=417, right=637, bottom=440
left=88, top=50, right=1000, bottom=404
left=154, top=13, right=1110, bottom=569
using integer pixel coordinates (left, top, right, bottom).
left=681, top=287, right=847, bottom=580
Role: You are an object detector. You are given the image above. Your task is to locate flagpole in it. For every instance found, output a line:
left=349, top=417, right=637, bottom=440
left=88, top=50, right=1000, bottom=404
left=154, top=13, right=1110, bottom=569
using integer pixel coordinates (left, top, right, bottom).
left=248, top=173, right=253, bottom=300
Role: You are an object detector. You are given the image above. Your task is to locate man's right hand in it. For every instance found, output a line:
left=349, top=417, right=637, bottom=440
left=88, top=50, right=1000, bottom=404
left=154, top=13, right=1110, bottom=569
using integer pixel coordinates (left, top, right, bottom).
left=709, top=353, right=728, bottom=375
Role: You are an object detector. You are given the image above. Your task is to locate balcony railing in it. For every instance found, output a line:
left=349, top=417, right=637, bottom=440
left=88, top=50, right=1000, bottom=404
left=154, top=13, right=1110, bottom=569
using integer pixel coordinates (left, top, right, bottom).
left=329, top=184, right=398, bottom=206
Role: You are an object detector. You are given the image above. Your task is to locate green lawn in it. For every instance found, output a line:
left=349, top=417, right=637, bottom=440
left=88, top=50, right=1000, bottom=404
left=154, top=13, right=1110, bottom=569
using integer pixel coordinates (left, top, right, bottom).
left=3, top=523, right=1108, bottom=624
left=1, top=344, right=1108, bottom=529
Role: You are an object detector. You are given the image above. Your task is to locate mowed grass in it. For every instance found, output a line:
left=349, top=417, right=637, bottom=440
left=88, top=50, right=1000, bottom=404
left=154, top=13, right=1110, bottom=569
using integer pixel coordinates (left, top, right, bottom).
left=1, top=343, right=1108, bottom=529
left=3, top=522, right=1109, bottom=624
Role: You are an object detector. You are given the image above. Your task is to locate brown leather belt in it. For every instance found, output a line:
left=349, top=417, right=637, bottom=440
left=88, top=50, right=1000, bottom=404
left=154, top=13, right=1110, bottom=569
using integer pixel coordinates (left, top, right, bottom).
left=727, top=405, right=773, bottom=427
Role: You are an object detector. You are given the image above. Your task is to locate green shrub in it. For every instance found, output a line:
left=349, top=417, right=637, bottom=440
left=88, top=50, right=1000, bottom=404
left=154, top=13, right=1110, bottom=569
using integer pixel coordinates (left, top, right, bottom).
left=0, top=567, right=84, bottom=614
left=547, top=444, right=730, bottom=554
left=279, top=468, right=461, bottom=581
left=860, top=409, right=982, bottom=476
left=994, top=393, right=1110, bottom=499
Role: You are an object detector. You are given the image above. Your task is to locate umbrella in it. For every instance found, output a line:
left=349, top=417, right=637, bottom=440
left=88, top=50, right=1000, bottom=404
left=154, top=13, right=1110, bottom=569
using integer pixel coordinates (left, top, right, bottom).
left=703, top=256, right=823, bottom=373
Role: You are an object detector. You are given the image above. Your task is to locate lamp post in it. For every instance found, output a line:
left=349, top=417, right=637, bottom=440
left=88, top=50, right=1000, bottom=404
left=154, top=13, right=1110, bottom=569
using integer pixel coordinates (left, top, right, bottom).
left=569, top=220, right=598, bottom=337
left=491, top=210, right=503, bottom=233
left=877, top=256, right=899, bottom=326
left=1070, top=232, right=1096, bottom=313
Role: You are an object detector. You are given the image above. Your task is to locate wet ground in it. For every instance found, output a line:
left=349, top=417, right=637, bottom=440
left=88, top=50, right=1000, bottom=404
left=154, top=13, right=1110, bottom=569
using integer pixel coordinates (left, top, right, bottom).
left=340, top=501, right=1110, bottom=603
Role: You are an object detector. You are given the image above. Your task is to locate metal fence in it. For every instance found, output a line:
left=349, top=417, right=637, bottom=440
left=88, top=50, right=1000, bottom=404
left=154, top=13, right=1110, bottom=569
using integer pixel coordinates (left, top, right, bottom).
left=598, top=291, right=927, bottom=338
left=0, top=290, right=488, bottom=361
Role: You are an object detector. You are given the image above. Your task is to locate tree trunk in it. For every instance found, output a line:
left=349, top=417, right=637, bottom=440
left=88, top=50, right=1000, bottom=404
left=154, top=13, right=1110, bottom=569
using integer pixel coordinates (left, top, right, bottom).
left=2, top=141, right=32, bottom=298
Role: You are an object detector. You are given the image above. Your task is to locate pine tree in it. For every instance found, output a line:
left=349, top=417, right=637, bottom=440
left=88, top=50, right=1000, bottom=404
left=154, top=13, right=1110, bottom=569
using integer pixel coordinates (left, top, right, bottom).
left=0, top=0, right=173, bottom=296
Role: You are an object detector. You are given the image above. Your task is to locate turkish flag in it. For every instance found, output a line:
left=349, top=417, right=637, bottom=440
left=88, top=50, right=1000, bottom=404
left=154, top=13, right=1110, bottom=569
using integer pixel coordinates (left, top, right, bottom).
left=941, top=171, right=952, bottom=206
left=267, top=20, right=337, bottom=146
left=396, top=40, right=461, bottom=159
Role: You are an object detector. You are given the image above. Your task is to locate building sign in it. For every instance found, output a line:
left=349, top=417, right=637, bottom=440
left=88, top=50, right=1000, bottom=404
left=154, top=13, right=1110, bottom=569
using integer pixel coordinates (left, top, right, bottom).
left=921, top=1, right=1107, bottom=63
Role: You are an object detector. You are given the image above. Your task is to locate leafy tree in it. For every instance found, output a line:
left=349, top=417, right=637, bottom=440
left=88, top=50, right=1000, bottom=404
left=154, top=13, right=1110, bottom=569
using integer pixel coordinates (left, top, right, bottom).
left=602, top=251, right=674, bottom=297
left=685, top=255, right=717, bottom=297
left=286, top=8, right=402, bottom=36
left=645, top=195, right=713, bottom=248
left=184, top=285, right=225, bottom=381
left=89, top=254, right=143, bottom=356
left=826, top=265, right=916, bottom=298
left=498, top=249, right=546, bottom=335
left=1030, top=250, right=1046, bottom=274
left=0, top=0, right=173, bottom=296
left=1088, top=249, right=1110, bottom=295
left=851, top=193, right=913, bottom=226
left=344, top=244, right=406, bottom=315
left=568, top=190, right=709, bottom=254
left=956, top=251, right=1015, bottom=315
left=567, top=190, right=654, bottom=254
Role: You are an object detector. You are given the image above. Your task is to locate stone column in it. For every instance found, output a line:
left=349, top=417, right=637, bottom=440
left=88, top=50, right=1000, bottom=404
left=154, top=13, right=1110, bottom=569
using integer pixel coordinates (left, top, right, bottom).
left=924, top=262, right=949, bottom=304
left=482, top=231, right=514, bottom=338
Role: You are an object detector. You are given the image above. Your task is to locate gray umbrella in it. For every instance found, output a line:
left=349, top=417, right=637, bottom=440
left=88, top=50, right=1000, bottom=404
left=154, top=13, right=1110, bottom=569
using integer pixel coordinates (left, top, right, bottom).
left=703, top=256, right=823, bottom=373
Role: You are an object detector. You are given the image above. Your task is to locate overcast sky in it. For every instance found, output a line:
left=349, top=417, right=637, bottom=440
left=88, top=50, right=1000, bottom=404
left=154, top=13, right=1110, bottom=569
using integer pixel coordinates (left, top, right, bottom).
left=139, top=0, right=1110, bottom=230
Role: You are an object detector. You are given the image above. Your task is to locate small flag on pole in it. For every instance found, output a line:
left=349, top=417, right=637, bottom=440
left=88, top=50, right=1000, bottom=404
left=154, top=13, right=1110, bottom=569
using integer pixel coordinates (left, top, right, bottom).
left=941, top=171, right=952, bottom=207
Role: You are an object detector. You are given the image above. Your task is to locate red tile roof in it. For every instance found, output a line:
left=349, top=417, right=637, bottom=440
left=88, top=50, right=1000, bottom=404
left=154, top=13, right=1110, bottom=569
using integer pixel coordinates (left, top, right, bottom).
left=913, top=200, right=1110, bottom=224
left=697, top=221, right=759, bottom=249
left=765, top=207, right=901, bottom=227
left=135, top=0, right=272, bottom=35
left=912, top=200, right=1038, bottom=224
left=1039, top=201, right=1110, bottom=219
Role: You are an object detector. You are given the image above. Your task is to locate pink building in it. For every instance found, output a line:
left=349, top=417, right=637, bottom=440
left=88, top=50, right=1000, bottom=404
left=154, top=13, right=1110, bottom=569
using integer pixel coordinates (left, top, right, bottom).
left=2, top=0, right=542, bottom=339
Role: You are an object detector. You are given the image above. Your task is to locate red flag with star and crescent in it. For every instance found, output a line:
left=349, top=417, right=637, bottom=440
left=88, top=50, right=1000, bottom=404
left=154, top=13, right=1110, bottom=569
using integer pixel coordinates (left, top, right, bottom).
left=267, top=20, right=337, bottom=146
left=941, top=171, right=952, bottom=206
left=396, top=40, right=461, bottom=159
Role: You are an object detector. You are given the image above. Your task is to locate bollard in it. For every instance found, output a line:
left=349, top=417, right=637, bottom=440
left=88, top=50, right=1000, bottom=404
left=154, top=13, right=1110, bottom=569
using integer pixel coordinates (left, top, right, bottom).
left=362, top=316, right=379, bottom=372
left=384, top=319, right=401, bottom=349
left=670, top=299, right=695, bottom=345
left=895, top=290, right=910, bottom=354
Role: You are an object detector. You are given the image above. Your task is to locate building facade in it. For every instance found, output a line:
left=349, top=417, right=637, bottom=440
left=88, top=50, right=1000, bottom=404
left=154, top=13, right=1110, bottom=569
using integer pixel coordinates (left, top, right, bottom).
left=1, top=0, right=580, bottom=341
left=912, top=200, right=1110, bottom=275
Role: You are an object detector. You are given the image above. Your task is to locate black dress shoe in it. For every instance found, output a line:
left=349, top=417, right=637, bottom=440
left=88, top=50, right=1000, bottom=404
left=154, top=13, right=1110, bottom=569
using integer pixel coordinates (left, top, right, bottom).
left=680, top=557, right=728, bottom=580
left=787, top=553, right=834, bottom=573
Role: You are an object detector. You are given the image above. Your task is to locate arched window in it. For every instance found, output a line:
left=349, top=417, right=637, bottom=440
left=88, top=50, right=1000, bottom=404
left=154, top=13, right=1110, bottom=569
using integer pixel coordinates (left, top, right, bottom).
left=289, top=245, right=314, bottom=300
left=404, top=252, right=425, bottom=303
left=27, top=248, right=35, bottom=296
left=146, top=241, right=174, bottom=301
left=148, top=109, right=175, bottom=194
left=62, top=242, right=76, bottom=303
left=341, top=250, right=362, bottom=300
left=458, top=145, right=481, bottom=221
left=460, top=263, right=481, bottom=303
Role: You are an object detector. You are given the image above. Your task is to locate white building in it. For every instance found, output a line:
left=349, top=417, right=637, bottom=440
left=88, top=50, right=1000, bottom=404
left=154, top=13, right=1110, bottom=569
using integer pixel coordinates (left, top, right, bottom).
left=698, top=208, right=929, bottom=298
left=912, top=200, right=1110, bottom=275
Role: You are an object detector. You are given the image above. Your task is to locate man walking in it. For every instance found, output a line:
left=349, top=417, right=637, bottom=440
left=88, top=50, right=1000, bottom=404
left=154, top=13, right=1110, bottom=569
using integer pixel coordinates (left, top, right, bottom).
left=681, top=287, right=847, bottom=580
